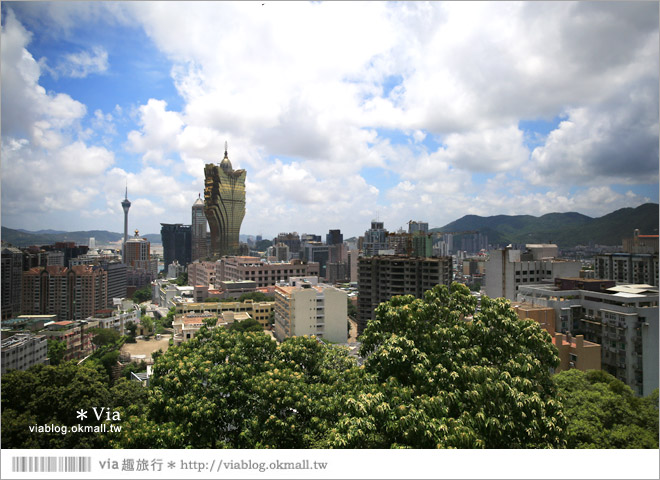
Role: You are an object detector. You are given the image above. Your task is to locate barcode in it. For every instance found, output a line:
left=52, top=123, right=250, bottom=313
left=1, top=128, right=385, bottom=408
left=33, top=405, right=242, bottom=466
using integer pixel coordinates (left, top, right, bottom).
left=12, top=456, right=91, bottom=473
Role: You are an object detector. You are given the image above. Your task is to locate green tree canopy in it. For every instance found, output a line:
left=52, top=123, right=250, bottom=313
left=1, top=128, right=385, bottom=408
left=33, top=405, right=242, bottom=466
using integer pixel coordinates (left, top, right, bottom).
left=238, top=292, right=271, bottom=303
left=554, top=369, right=659, bottom=449
left=338, top=283, right=566, bottom=448
left=132, top=285, right=152, bottom=304
left=47, top=339, right=66, bottom=366
left=89, top=327, right=121, bottom=347
left=226, top=317, right=263, bottom=333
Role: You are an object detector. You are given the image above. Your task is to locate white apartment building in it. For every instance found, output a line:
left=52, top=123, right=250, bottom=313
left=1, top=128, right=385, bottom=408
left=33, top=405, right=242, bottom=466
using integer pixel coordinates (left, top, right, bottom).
left=1, top=333, right=49, bottom=374
left=517, top=282, right=659, bottom=396
left=485, top=245, right=581, bottom=300
left=274, top=278, right=347, bottom=344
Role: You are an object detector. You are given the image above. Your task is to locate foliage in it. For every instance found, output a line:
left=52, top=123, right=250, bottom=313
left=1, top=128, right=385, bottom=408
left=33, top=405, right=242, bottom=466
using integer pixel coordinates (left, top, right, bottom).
left=554, top=369, right=659, bottom=449
left=225, top=318, right=263, bottom=333
left=47, top=339, right=66, bottom=366
left=255, top=239, right=273, bottom=251
left=121, top=360, right=148, bottom=380
left=174, top=272, right=188, bottom=286
left=132, top=285, right=152, bottom=304
left=347, top=298, right=358, bottom=318
left=90, top=327, right=121, bottom=347
left=341, top=283, right=566, bottom=448
left=140, top=316, right=154, bottom=334
left=1, top=362, right=113, bottom=448
left=238, top=292, right=271, bottom=303
left=204, top=297, right=221, bottom=302
left=109, top=328, right=364, bottom=448
left=161, top=307, right=176, bottom=328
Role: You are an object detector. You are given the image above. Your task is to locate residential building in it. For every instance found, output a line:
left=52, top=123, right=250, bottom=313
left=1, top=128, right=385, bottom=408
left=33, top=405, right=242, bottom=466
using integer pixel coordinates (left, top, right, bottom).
left=623, top=229, right=659, bottom=254
left=41, top=320, right=98, bottom=361
left=174, top=299, right=273, bottom=329
left=267, top=243, right=290, bottom=262
left=357, top=255, right=453, bottom=334
left=1, top=333, right=49, bottom=374
left=517, top=281, right=658, bottom=396
left=2, top=244, right=23, bottom=320
left=204, top=144, right=246, bottom=258
left=594, top=253, right=658, bottom=287
left=485, top=245, right=582, bottom=301
left=187, top=260, right=218, bottom=288
left=21, top=265, right=108, bottom=322
left=274, top=277, right=347, bottom=343
left=160, top=224, right=192, bottom=270
left=276, top=232, right=302, bottom=255
left=191, top=195, right=208, bottom=262
left=217, top=256, right=320, bottom=288
left=408, top=220, right=429, bottom=234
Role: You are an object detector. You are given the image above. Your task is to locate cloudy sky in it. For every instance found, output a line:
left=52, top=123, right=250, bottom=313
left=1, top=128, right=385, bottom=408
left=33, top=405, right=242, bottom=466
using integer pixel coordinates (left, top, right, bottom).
left=1, top=1, right=658, bottom=239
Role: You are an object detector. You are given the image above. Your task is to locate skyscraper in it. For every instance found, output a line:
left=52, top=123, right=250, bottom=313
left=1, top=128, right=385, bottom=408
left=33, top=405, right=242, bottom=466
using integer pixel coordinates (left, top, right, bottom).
left=121, top=186, right=131, bottom=264
left=204, top=143, right=246, bottom=258
left=191, top=195, right=207, bottom=261
left=161, top=224, right=192, bottom=269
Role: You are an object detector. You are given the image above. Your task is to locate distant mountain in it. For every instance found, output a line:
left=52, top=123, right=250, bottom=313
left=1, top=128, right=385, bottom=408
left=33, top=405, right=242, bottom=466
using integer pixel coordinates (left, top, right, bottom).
left=15, top=228, right=68, bottom=235
left=1, top=227, right=162, bottom=248
left=432, top=203, right=658, bottom=247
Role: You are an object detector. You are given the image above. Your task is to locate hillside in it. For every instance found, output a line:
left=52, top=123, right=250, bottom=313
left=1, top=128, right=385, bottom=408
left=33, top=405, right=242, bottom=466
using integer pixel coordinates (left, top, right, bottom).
left=432, top=203, right=658, bottom=247
left=1, top=227, right=161, bottom=248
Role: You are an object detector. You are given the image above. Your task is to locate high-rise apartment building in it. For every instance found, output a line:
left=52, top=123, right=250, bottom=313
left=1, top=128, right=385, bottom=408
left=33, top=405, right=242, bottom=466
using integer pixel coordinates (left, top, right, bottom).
left=517, top=281, right=658, bottom=396
left=191, top=195, right=208, bottom=262
left=274, top=277, right=347, bottom=343
left=204, top=144, right=246, bottom=258
left=161, top=224, right=192, bottom=269
left=21, top=265, right=108, bottom=322
left=357, top=255, right=453, bottom=334
left=408, top=220, right=429, bottom=235
left=2, top=244, right=23, bottom=320
left=276, top=232, right=302, bottom=254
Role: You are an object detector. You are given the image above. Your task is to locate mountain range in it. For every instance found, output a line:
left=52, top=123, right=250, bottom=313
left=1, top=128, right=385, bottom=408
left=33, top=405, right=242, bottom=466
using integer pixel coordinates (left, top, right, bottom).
left=2, top=203, right=658, bottom=249
left=433, top=203, right=658, bottom=247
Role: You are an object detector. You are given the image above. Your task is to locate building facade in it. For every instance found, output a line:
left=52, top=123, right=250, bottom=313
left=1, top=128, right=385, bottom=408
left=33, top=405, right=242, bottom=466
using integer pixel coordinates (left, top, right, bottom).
left=161, top=224, right=192, bottom=270
left=1, top=333, right=49, bottom=374
left=362, top=221, right=388, bottom=256
left=517, top=282, right=658, bottom=396
left=204, top=145, right=246, bottom=258
left=217, top=256, right=320, bottom=288
left=2, top=244, right=23, bottom=320
left=594, top=253, right=658, bottom=287
left=191, top=195, right=208, bottom=262
left=357, top=255, right=453, bottom=334
left=274, top=278, right=347, bottom=343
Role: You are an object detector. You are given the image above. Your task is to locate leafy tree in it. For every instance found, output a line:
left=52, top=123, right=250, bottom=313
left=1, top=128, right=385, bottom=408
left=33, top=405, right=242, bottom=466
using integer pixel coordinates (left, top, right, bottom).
left=347, top=298, right=358, bottom=318
left=226, top=318, right=263, bottom=333
left=174, top=272, right=188, bottom=286
left=333, top=283, right=566, bottom=448
left=162, top=307, right=176, bottom=328
left=256, top=239, right=273, bottom=251
left=132, top=285, right=152, bottom=304
left=121, top=360, right=147, bottom=380
left=125, top=321, right=137, bottom=342
left=1, top=362, right=113, bottom=448
left=90, top=327, right=121, bottom=347
left=554, top=369, right=659, bottom=448
left=109, top=328, right=364, bottom=448
left=238, top=292, right=270, bottom=303
left=205, top=297, right=221, bottom=302
left=140, top=316, right=154, bottom=334
left=47, top=339, right=66, bottom=366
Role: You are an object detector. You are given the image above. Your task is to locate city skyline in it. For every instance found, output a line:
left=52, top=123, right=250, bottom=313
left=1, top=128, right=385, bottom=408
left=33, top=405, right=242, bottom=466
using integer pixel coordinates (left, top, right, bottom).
left=1, top=2, right=658, bottom=239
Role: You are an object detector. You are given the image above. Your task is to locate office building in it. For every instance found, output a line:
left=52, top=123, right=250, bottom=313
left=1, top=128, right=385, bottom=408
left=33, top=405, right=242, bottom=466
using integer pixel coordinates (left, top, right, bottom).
left=191, top=195, right=208, bottom=262
left=485, top=245, right=582, bottom=301
left=2, top=244, right=23, bottom=320
left=357, top=255, right=453, bottom=334
left=363, top=221, right=388, bottom=256
left=274, top=277, right=347, bottom=343
left=408, top=221, right=429, bottom=235
left=326, top=229, right=343, bottom=246
left=204, top=144, right=246, bottom=258
left=517, top=281, right=658, bottom=396
left=217, top=256, right=319, bottom=288
left=1, top=333, right=49, bottom=374
left=161, top=224, right=192, bottom=269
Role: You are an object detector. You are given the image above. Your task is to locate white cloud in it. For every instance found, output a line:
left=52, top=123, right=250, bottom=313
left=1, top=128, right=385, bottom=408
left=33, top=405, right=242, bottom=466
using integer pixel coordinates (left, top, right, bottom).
left=56, top=46, right=108, bottom=78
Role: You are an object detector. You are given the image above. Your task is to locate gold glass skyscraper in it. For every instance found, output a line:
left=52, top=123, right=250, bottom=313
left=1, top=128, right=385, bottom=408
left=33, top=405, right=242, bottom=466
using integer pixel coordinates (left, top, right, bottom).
left=204, top=144, right=246, bottom=258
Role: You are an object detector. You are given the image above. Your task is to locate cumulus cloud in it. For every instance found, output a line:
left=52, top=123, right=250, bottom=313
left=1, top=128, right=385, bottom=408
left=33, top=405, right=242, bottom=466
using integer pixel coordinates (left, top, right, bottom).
left=55, top=46, right=108, bottom=78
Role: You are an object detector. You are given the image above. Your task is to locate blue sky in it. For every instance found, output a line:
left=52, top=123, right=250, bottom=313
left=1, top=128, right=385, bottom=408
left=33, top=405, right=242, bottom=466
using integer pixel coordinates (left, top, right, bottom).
left=2, top=1, right=658, bottom=239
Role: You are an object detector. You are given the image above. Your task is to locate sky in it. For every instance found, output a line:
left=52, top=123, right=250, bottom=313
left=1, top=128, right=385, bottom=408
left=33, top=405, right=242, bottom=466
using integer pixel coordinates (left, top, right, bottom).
left=1, top=1, right=658, bottom=240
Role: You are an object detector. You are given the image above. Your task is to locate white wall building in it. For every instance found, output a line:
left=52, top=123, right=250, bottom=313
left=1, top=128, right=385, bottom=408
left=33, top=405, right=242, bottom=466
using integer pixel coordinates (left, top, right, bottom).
left=485, top=245, right=581, bottom=300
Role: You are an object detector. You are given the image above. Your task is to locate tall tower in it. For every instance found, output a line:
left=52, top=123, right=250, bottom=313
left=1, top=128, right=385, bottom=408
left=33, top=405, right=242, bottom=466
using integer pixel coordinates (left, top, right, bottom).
left=204, top=143, right=246, bottom=258
left=121, top=185, right=131, bottom=264
left=191, top=194, right=207, bottom=261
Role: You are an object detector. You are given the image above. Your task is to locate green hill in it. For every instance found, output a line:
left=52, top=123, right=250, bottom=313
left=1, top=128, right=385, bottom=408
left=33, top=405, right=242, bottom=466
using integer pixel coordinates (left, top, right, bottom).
left=432, top=203, right=658, bottom=248
left=1, top=227, right=162, bottom=248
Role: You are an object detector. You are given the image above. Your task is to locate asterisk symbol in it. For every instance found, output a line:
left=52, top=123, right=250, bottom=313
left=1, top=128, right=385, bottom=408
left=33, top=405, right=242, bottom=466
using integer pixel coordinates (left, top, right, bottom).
left=167, top=461, right=176, bottom=469
left=76, top=409, right=88, bottom=420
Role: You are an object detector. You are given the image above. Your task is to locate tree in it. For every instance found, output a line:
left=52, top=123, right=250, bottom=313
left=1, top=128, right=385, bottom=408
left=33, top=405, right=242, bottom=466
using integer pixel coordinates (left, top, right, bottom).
left=238, top=292, right=270, bottom=303
left=125, top=321, right=137, bottom=342
left=140, top=316, right=154, bottom=335
left=226, top=318, right=263, bottom=333
left=346, top=298, right=358, bottom=318
left=333, top=283, right=566, bottom=448
left=1, top=362, right=113, bottom=448
left=90, top=328, right=121, bottom=347
left=132, top=285, right=152, bottom=304
left=47, top=339, right=66, bottom=366
left=554, top=369, right=659, bottom=449
left=174, top=272, right=188, bottom=286
left=109, top=328, right=364, bottom=448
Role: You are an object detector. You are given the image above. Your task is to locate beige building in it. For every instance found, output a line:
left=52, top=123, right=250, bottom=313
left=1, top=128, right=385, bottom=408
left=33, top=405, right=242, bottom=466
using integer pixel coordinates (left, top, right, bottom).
left=552, top=332, right=601, bottom=373
left=217, top=256, right=320, bottom=288
left=274, top=278, right=347, bottom=344
left=41, top=319, right=98, bottom=361
left=175, top=299, right=273, bottom=329
left=513, top=303, right=556, bottom=335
